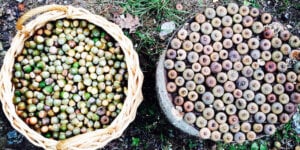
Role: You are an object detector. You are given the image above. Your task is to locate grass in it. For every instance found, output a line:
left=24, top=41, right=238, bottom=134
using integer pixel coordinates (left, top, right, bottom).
left=273, top=120, right=300, bottom=147
left=116, top=0, right=188, bottom=71
left=275, top=0, right=300, bottom=13
left=214, top=121, right=300, bottom=150
left=118, top=0, right=185, bottom=22
left=280, top=0, right=300, bottom=10
left=243, top=0, right=261, bottom=8
left=134, top=31, right=158, bottom=55
left=188, top=139, right=198, bottom=149
left=131, top=137, right=140, bottom=147
left=277, top=0, right=291, bottom=13
left=216, top=140, right=267, bottom=150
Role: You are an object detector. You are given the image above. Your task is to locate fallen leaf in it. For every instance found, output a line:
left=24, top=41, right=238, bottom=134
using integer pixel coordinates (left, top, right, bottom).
left=113, top=13, right=141, bottom=33
left=109, top=5, right=124, bottom=18
left=98, top=4, right=124, bottom=21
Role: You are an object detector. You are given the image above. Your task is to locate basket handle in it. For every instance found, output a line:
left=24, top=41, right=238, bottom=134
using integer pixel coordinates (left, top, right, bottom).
left=16, top=5, right=68, bottom=30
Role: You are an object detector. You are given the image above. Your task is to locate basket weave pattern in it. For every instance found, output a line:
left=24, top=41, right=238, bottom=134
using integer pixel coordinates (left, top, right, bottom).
left=0, top=5, right=143, bottom=150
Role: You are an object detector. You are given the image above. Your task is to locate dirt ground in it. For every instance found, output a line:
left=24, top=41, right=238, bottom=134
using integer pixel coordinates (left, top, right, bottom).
left=1, top=0, right=300, bottom=149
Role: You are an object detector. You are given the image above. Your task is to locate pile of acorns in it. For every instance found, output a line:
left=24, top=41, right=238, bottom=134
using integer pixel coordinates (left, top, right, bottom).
left=164, top=3, right=300, bottom=143
left=12, top=19, right=128, bottom=140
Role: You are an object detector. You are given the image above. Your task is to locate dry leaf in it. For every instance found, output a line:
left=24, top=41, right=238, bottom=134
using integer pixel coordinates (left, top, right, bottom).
left=98, top=4, right=124, bottom=21
left=113, top=13, right=141, bottom=33
left=109, top=5, right=124, bottom=18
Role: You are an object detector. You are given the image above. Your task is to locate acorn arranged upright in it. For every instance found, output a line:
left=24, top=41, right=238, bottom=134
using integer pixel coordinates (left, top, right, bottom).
left=164, top=3, right=300, bottom=143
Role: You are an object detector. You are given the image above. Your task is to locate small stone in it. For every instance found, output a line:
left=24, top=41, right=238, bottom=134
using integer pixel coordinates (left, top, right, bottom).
left=282, top=13, right=290, bottom=21
left=6, top=130, right=23, bottom=145
left=287, top=25, right=293, bottom=29
left=274, top=141, right=281, bottom=148
left=0, top=51, right=6, bottom=56
left=293, top=113, right=300, bottom=134
left=0, top=7, right=3, bottom=17
left=0, top=42, right=3, bottom=51
left=159, top=21, right=176, bottom=40
left=176, top=3, right=183, bottom=11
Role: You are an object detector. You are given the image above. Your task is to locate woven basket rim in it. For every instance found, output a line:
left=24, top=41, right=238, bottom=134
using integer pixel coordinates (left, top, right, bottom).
left=0, top=5, right=143, bottom=150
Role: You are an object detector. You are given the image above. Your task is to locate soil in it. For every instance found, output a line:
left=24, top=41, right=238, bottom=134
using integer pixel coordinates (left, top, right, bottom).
left=0, top=0, right=300, bottom=149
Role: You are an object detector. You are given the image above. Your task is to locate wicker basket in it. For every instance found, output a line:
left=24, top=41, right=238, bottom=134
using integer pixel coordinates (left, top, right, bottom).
left=0, top=5, right=144, bottom=150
